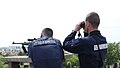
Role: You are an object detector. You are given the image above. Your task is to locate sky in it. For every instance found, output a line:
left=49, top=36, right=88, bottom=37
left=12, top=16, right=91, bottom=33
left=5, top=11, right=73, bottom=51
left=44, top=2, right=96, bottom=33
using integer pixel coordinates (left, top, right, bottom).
left=0, top=0, right=120, bottom=47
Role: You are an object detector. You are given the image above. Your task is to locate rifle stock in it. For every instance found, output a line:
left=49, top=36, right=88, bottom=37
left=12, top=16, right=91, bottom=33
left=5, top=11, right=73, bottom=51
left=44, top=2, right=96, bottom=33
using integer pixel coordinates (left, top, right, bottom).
left=12, top=42, right=30, bottom=55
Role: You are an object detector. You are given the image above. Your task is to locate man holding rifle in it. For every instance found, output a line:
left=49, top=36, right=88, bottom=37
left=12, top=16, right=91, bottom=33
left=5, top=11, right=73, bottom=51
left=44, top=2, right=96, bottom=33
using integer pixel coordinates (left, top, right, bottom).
left=28, top=28, right=64, bottom=68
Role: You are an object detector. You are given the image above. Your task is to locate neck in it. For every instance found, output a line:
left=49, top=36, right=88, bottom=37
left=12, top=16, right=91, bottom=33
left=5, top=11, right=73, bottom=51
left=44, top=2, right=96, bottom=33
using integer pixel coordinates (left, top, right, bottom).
left=88, top=28, right=98, bottom=33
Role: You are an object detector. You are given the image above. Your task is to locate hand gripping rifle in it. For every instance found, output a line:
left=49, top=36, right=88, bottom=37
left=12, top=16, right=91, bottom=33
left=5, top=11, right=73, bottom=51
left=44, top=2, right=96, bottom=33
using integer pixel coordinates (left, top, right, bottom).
left=12, top=38, right=36, bottom=55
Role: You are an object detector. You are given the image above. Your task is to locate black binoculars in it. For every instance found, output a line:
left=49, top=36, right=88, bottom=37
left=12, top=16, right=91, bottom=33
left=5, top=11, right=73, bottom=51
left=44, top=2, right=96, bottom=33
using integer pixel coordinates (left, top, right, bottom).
left=80, top=21, right=85, bottom=29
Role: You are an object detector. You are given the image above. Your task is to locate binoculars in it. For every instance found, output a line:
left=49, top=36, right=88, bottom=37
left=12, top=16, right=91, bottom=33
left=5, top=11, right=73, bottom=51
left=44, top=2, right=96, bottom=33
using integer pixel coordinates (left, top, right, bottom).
left=80, top=21, right=85, bottom=29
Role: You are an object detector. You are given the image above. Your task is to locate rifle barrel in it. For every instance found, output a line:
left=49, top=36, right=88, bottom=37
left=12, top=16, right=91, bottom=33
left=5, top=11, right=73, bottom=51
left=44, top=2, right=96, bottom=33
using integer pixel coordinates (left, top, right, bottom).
left=12, top=42, right=29, bottom=45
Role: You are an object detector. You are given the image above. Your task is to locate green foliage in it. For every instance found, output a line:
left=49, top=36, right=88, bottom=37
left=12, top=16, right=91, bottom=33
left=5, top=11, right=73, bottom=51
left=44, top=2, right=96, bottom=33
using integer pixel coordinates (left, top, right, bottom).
left=3, top=64, right=8, bottom=68
left=0, top=55, right=4, bottom=68
left=0, top=55, right=8, bottom=68
left=106, top=42, right=120, bottom=66
left=65, top=55, right=80, bottom=68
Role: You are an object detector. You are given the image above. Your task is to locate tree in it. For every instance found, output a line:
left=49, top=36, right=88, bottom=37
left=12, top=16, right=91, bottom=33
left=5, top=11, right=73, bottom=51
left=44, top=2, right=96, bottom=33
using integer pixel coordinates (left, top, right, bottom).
left=0, top=54, right=8, bottom=68
left=65, top=55, right=79, bottom=68
left=0, top=55, right=4, bottom=68
left=106, top=42, right=120, bottom=68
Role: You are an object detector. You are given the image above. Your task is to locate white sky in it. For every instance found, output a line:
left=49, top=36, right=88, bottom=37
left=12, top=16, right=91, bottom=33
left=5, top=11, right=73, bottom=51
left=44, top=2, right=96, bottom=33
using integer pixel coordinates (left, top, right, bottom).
left=0, top=0, right=120, bottom=47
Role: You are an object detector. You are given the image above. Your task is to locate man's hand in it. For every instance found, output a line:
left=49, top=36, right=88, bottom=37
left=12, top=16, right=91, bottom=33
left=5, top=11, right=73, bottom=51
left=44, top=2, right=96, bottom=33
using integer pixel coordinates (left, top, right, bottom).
left=74, top=24, right=81, bottom=31
left=74, top=21, right=85, bottom=31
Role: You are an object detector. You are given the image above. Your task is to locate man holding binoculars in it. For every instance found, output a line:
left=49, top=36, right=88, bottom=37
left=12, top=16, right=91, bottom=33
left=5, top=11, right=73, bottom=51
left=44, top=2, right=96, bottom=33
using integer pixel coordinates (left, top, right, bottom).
left=63, top=12, right=108, bottom=68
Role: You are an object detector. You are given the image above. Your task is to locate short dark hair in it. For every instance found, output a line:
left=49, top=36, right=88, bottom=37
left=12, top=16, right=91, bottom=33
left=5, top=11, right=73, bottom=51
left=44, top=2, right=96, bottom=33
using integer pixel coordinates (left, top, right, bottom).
left=86, top=12, right=100, bottom=28
left=42, top=28, right=53, bottom=37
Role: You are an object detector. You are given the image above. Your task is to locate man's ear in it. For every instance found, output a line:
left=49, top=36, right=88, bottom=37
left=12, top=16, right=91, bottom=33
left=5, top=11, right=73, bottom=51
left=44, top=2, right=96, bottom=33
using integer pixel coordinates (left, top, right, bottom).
left=85, top=22, right=89, bottom=28
left=87, top=22, right=91, bottom=28
left=40, top=32, right=43, bottom=38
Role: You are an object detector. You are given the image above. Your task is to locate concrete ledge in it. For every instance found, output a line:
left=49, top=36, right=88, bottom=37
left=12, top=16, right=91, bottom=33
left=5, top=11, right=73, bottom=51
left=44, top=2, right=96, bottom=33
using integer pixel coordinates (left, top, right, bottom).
left=1, top=54, right=73, bottom=63
left=1, top=56, right=32, bottom=63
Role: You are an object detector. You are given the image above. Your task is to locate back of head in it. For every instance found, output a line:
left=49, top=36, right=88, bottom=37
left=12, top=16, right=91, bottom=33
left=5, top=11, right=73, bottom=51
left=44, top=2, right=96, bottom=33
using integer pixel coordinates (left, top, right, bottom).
left=42, top=28, right=53, bottom=37
left=86, top=12, right=100, bottom=28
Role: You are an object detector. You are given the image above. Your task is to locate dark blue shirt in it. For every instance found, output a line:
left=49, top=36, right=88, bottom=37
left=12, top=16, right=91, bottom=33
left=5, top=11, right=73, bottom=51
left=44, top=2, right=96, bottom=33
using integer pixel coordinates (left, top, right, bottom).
left=28, top=36, right=64, bottom=68
left=63, top=30, right=107, bottom=68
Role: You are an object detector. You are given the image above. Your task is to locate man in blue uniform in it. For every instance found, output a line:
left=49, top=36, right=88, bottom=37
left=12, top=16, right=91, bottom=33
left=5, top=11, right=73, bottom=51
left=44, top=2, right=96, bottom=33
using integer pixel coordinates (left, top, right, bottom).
left=63, top=12, right=107, bottom=68
left=28, top=28, right=64, bottom=68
